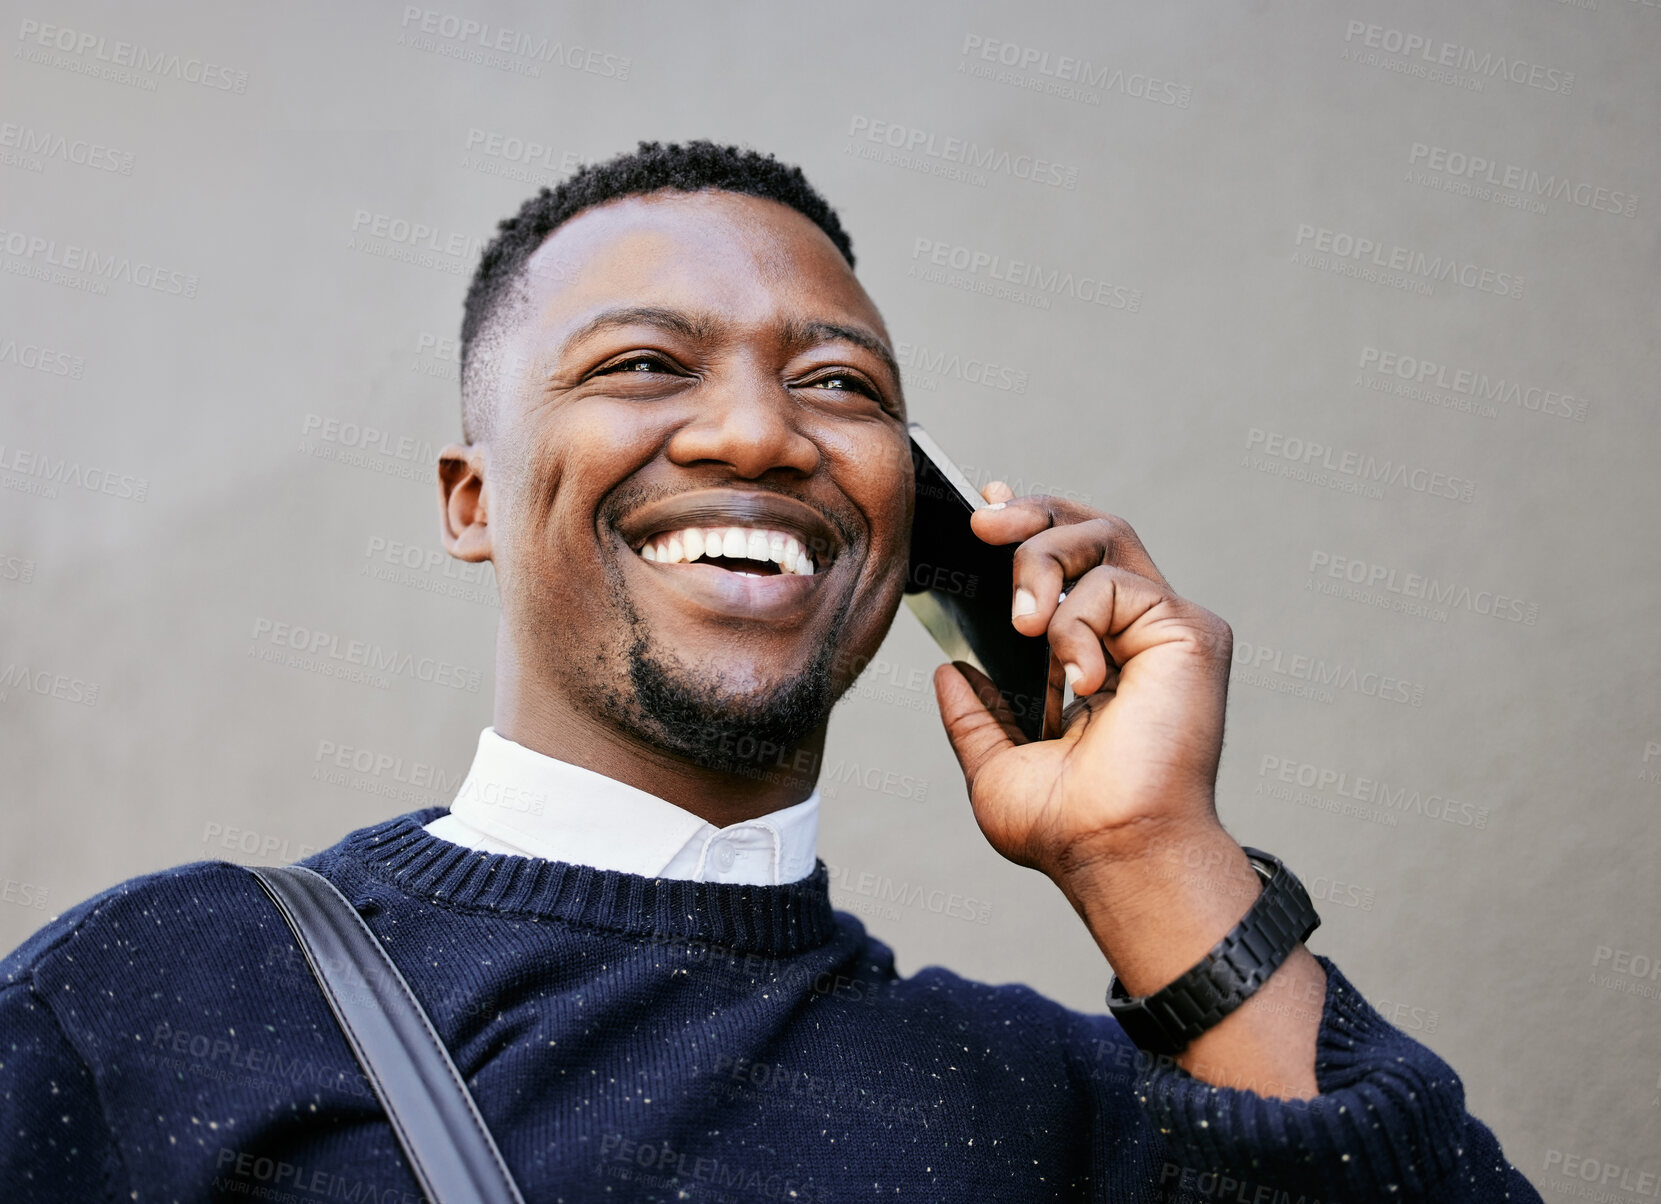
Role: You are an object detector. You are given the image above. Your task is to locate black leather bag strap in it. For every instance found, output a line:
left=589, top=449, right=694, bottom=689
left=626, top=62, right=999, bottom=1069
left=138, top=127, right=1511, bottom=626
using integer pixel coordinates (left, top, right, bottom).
left=249, top=864, right=527, bottom=1204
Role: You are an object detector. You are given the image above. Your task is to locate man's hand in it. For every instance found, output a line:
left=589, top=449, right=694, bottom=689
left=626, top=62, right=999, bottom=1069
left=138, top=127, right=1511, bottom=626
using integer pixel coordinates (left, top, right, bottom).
left=933, top=486, right=1232, bottom=874
left=932, top=482, right=1325, bottom=1099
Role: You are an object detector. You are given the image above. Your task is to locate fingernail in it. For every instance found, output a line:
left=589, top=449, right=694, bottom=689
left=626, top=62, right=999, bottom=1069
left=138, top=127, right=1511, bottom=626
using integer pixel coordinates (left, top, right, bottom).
left=985, top=501, right=1006, bottom=510
left=1012, top=588, right=1037, bottom=619
left=1063, top=663, right=1083, bottom=690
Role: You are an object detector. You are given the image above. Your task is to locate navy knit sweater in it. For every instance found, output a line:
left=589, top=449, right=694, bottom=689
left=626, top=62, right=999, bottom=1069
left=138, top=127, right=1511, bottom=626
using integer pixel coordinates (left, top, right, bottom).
left=1, top=808, right=1539, bottom=1203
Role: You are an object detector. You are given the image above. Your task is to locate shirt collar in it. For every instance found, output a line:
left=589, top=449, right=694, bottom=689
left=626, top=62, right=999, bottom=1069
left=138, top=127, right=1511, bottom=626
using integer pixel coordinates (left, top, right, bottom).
left=443, top=727, right=820, bottom=885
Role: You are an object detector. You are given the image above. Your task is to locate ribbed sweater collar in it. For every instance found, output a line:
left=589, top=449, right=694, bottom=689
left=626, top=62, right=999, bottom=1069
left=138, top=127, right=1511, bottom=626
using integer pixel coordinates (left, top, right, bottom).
left=325, top=808, right=841, bottom=958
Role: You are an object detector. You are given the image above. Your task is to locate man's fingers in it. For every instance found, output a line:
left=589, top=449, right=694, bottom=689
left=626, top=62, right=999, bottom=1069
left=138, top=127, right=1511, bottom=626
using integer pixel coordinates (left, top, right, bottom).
left=980, top=479, right=1016, bottom=505
left=933, top=661, right=1025, bottom=788
left=1046, top=566, right=1231, bottom=696
left=1002, top=516, right=1171, bottom=638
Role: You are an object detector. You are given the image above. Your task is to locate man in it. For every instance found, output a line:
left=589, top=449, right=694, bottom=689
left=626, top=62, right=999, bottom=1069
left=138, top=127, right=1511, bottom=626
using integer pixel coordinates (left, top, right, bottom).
left=1, top=141, right=1539, bottom=1202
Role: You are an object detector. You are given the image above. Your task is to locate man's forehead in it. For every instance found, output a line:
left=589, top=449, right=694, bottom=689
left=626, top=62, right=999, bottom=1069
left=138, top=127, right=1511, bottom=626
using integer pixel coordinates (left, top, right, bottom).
left=517, top=191, right=877, bottom=332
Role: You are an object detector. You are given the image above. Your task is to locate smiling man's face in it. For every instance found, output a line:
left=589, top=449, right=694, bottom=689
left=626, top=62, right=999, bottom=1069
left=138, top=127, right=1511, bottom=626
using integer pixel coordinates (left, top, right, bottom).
left=445, top=189, right=913, bottom=775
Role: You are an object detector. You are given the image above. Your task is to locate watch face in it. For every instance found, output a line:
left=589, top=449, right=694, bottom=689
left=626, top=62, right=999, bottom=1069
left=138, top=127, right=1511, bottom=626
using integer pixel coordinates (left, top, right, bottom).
left=1241, top=847, right=1279, bottom=880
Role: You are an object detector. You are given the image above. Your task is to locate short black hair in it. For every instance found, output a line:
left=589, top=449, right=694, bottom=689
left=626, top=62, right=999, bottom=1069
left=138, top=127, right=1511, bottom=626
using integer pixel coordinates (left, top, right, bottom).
left=458, top=139, right=856, bottom=444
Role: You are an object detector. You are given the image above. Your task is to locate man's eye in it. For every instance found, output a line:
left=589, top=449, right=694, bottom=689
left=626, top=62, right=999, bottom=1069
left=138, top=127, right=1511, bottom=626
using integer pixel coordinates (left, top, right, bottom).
left=805, top=372, right=876, bottom=397
left=600, top=354, right=672, bottom=374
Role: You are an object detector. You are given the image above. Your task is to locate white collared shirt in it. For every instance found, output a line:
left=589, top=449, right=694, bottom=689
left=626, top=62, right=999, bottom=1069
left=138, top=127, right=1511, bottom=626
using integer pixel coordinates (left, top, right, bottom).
left=422, top=727, right=820, bottom=885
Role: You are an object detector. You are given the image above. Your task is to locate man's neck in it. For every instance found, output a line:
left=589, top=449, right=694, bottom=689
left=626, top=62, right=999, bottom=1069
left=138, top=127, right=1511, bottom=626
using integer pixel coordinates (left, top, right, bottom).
left=491, top=688, right=825, bottom=830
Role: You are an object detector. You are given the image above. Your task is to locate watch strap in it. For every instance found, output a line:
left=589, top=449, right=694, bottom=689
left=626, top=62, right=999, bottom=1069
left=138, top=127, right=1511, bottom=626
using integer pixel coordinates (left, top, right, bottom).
left=1105, top=847, right=1320, bottom=1056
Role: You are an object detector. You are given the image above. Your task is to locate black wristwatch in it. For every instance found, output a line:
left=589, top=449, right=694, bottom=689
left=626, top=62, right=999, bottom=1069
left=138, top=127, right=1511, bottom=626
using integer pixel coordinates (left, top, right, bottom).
left=1105, top=847, right=1320, bottom=1056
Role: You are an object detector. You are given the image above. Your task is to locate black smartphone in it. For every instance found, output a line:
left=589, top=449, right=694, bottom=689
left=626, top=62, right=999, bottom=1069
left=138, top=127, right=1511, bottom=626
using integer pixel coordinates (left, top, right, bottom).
left=904, top=422, right=1065, bottom=742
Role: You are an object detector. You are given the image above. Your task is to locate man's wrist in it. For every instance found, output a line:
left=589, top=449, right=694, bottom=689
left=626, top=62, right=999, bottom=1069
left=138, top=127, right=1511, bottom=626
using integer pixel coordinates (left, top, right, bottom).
left=1056, top=818, right=1266, bottom=998
left=1107, top=848, right=1321, bottom=1055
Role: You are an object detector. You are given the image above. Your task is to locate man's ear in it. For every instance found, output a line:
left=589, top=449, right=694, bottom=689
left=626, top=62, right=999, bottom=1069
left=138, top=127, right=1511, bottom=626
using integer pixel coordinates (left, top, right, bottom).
left=438, top=443, right=492, bottom=563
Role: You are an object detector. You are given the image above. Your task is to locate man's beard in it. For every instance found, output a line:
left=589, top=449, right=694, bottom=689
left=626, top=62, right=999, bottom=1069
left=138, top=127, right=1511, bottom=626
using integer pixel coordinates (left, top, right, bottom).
left=587, top=578, right=855, bottom=778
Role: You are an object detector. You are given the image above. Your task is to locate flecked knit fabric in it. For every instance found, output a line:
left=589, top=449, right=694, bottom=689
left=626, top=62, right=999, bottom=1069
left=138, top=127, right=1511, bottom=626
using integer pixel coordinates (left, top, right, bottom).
left=0, top=808, right=1540, bottom=1203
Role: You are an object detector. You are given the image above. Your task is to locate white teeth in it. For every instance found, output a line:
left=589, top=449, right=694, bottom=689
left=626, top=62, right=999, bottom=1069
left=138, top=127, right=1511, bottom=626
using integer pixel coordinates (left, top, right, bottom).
left=638, top=524, right=822, bottom=574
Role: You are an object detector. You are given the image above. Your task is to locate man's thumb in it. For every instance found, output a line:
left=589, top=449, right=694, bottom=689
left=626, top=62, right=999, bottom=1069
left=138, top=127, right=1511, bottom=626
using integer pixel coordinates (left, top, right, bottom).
left=933, top=661, right=1023, bottom=787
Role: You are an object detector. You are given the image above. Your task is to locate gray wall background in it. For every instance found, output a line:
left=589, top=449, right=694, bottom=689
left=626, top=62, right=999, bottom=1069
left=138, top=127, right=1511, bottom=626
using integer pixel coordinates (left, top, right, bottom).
left=3, top=0, right=1658, bottom=1192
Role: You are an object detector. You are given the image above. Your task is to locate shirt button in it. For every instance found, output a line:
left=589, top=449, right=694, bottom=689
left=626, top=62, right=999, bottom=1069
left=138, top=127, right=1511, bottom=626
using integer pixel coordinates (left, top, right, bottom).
left=711, top=842, right=736, bottom=873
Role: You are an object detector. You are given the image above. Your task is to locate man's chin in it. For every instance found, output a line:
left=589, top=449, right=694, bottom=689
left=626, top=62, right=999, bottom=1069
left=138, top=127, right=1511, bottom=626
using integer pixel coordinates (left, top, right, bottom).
left=616, top=637, right=837, bottom=778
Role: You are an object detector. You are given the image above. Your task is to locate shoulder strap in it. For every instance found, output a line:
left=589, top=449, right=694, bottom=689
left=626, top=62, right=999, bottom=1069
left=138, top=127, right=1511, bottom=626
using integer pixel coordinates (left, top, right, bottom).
left=248, top=864, right=527, bottom=1204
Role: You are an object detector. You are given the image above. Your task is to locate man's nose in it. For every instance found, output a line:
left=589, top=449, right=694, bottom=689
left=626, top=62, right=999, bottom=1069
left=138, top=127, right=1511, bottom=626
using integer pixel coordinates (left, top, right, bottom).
left=663, top=367, right=820, bottom=478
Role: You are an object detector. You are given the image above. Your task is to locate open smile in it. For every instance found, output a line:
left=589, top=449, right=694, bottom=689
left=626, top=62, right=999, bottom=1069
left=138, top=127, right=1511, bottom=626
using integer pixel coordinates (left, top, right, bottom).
left=639, top=524, right=817, bottom=576
left=614, top=490, right=850, bottom=618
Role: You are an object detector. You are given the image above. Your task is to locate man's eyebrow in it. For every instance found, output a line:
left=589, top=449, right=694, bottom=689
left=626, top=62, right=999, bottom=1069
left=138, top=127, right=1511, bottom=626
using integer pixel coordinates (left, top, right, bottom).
left=557, top=306, right=720, bottom=357
left=783, top=319, right=901, bottom=382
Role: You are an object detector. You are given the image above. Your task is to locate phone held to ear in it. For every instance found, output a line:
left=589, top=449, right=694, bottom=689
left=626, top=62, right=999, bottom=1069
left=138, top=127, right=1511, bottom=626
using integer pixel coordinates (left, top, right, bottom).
left=904, top=422, right=1065, bottom=743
